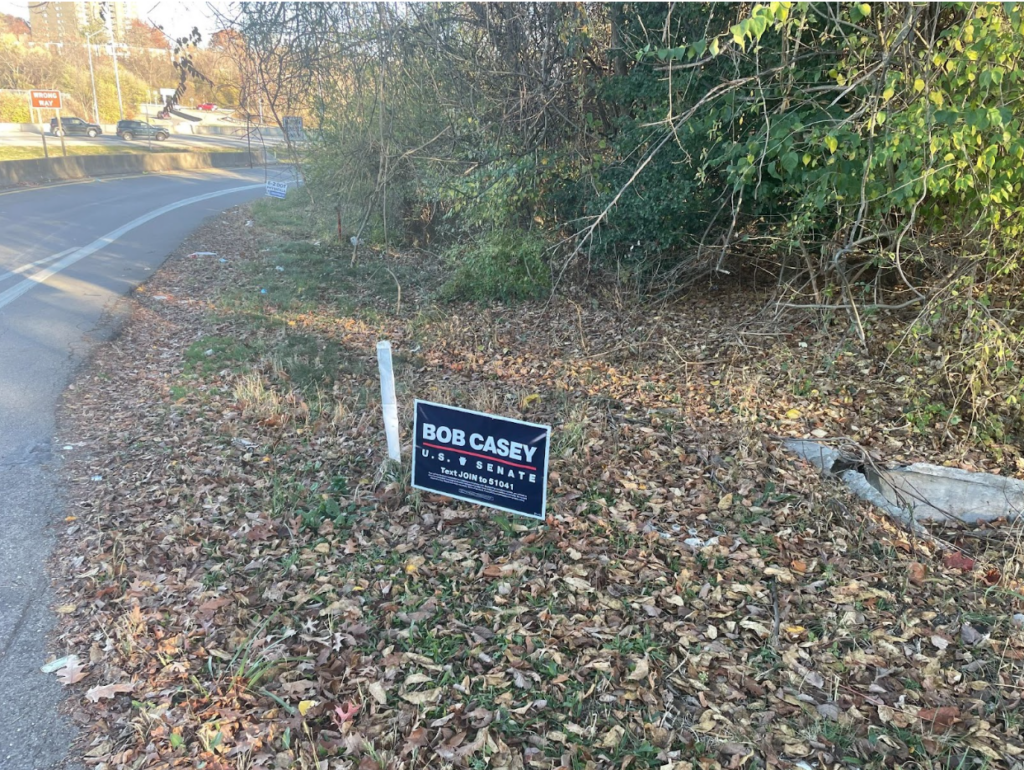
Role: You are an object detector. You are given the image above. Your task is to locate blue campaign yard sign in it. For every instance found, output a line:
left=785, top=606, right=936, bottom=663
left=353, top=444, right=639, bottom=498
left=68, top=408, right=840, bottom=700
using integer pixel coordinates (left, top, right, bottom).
left=412, top=400, right=550, bottom=520
left=266, top=180, right=288, bottom=199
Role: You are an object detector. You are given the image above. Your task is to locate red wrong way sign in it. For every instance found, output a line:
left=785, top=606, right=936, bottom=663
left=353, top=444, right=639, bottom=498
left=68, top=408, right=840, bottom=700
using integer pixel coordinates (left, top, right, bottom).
left=30, top=90, right=62, bottom=109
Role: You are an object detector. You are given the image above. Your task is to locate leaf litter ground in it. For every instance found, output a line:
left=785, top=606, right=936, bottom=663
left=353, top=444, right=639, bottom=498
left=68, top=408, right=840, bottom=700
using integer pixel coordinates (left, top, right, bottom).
left=52, top=198, right=1024, bottom=770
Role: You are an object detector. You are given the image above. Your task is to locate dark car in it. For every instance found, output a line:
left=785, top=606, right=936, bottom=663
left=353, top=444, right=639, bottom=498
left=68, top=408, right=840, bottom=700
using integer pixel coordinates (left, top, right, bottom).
left=50, top=117, right=101, bottom=138
left=116, top=120, right=169, bottom=141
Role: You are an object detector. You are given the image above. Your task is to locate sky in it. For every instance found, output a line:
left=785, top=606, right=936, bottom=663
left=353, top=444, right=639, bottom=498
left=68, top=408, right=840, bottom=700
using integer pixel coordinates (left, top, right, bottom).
left=0, top=0, right=230, bottom=41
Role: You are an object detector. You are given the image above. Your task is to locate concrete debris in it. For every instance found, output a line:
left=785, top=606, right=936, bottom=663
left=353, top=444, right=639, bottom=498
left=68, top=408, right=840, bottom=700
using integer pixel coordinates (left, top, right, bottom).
left=876, top=463, right=1024, bottom=524
left=684, top=536, right=720, bottom=551
left=785, top=439, right=1023, bottom=525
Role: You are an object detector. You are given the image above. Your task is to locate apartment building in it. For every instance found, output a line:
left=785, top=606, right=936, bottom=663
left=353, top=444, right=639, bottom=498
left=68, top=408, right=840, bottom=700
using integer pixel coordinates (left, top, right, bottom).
left=28, top=1, right=139, bottom=43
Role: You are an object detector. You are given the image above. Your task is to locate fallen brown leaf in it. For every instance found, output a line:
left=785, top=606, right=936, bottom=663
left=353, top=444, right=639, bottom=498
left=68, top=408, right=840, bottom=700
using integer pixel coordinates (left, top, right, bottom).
left=626, top=656, right=650, bottom=681
left=85, top=682, right=134, bottom=702
left=942, top=551, right=975, bottom=572
left=56, top=663, right=88, bottom=686
left=918, top=706, right=960, bottom=732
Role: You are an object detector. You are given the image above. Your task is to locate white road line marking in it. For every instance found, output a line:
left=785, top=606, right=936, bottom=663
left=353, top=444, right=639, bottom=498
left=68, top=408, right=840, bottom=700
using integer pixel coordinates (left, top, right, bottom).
left=0, top=184, right=261, bottom=312
left=0, top=248, right=77, bottom=285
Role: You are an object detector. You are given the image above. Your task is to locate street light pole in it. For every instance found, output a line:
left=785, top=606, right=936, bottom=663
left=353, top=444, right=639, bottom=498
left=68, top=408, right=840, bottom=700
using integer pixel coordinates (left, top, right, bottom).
left=106, top=13, right=124, bottom=120
left=85, top=30, right=101, bottom=124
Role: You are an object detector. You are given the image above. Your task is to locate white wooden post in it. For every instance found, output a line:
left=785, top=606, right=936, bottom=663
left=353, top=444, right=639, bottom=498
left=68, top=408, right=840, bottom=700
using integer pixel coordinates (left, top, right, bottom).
left=376, top=341, right=401, bottom=461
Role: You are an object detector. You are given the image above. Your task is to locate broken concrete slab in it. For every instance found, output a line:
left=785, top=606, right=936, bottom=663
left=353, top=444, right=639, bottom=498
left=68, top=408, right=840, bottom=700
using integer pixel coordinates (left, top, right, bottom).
left=784, top=439, right=845, bottom=473
left=784, top=438, right=926, bottom=533
left=784, top=438, right=1023, bottom=525
left=876, top=463, right=1024, bottom=524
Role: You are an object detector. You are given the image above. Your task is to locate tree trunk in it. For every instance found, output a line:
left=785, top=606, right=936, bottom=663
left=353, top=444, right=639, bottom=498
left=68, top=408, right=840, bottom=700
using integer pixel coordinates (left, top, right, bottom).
left=610, top=3, right=627, bottom=77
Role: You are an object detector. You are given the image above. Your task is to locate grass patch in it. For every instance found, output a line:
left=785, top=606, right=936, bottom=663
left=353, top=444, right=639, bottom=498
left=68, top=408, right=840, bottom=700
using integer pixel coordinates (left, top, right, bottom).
left=183, top=336, right=256, bottom=376
left=240, top=210, right=438, bottom=320
left=0, top=143, right=185, bottom=161
left=439, top=229, right=550, bottom=303
left=274, top=331, right=367, bottom=395
left=251, top=189, right=320, bottom=239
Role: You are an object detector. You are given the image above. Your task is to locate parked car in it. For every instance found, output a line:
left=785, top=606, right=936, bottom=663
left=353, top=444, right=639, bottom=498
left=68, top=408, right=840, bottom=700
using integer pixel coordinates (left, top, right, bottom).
left=196, top=103, right=217, bottom=111
left=116, top=120, right=169, bottom=141
left=50, top=117, right=101, bottom=138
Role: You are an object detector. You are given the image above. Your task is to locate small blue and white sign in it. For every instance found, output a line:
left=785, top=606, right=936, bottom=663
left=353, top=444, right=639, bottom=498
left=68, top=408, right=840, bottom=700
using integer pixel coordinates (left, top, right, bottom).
left=412, top=400, right=550, bottom=520
left=266, top=180, right=288, bottom=199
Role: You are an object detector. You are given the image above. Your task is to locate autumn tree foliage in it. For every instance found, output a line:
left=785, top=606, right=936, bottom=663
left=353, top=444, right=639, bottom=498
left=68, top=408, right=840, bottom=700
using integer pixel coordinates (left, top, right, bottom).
left=125, top=19, right=169, bottom=50
left=1, top=12, right=30, bottom=36
left=0, top=32, right=151, bottom=122
left=209, top=28, right=243, bottom=53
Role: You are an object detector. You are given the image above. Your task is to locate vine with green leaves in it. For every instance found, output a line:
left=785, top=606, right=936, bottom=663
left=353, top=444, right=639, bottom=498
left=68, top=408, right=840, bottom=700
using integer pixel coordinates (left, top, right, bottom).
left=581, top=2, right=1024, bottom=437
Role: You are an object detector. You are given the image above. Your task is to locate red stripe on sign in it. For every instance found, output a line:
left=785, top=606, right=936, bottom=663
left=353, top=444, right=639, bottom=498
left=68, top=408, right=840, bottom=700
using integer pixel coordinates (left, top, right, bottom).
left=421, top=441, right=537, bottom=471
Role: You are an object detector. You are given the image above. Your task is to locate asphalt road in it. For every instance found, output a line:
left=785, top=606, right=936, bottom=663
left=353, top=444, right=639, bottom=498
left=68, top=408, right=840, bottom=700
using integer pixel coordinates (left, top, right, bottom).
left=0, top=167, right=279, bottom=768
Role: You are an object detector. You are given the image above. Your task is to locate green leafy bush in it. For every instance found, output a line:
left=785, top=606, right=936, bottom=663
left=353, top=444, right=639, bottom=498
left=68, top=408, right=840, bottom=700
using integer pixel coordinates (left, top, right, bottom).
left=440, top=230, right=550, bottom=303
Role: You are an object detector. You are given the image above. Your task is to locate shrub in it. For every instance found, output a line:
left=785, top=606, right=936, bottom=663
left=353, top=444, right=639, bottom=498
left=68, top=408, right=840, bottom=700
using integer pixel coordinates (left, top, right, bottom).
left=440, top=230, right=550, bottom=303
left=0, top=92, right=30, bottom=122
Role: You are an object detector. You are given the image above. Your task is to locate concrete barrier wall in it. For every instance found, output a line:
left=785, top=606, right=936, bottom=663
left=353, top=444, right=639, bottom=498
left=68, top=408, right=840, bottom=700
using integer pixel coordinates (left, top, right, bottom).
left=192, top=124, right=285, bottom=139
left=0, top=123, right=119, bottom=134
left=0, top=150, right=264, bottom=188
left=0, top=123, right=48, bottom=134
left=0, top=122, right=283, bottom=137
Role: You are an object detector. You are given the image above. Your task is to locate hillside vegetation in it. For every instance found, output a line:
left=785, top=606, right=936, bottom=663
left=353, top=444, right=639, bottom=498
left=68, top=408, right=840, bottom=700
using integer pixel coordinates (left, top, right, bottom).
left=0, top=26, right=240, bottom=123
left=233, top=2, right=1024, bottom=447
